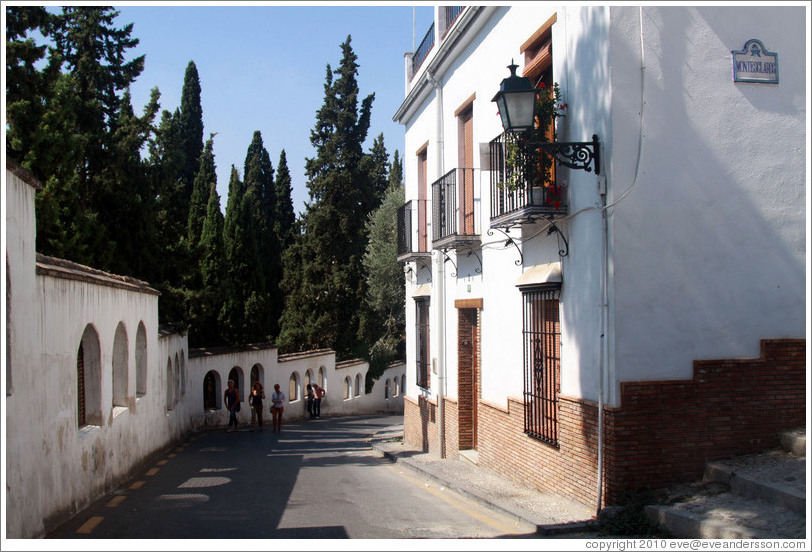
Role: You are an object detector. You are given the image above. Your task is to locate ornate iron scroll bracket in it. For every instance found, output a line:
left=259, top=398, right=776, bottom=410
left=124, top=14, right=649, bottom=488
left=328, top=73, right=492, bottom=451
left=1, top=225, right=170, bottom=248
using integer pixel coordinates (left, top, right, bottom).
left=436, top=248, right=459, bottom=278
left=525, top=134, right=601, bottom=174
left=544, top=217, right=569, bottom=257
left=487, top=228, right=523, bottom=266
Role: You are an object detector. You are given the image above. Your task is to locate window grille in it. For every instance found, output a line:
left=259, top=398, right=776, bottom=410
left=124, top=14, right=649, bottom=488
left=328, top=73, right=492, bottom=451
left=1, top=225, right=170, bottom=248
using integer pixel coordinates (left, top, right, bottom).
left=415, top=297, right=431, bottom=388
left=77, top=343, right=86, bottom=427
left=522, top=286, right=560, bottom=446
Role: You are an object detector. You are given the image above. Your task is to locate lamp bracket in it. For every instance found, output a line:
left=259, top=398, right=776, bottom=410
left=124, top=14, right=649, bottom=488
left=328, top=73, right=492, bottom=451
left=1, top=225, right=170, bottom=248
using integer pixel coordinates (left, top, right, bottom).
left=522, top=134, right=601, bottom=175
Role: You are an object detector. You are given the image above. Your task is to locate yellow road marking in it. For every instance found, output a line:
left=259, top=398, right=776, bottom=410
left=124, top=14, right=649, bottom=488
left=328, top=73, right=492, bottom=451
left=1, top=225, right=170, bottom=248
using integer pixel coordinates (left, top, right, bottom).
left=75, top=516, right=104, bottom=534
left=157, top=460, right=168, bottom=466
left=129, top=480, right=146, bottom=490
left=105, top=496, right=126, bottom=508
left=145, top=468, right=159, bottom=476
left=388, top=465, right=528, bottom=535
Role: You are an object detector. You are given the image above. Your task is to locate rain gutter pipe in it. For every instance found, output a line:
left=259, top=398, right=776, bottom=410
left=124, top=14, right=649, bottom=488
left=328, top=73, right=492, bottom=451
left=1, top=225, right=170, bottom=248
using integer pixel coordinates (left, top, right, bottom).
left=427, top=69, right=446, bottom=458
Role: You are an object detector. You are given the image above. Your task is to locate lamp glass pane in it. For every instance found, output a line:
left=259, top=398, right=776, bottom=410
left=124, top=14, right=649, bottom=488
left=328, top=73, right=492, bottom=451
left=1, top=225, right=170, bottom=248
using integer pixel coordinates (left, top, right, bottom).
left=504, top=90, right=537, bottom=131
left=495, top=95, right=510, bottom=130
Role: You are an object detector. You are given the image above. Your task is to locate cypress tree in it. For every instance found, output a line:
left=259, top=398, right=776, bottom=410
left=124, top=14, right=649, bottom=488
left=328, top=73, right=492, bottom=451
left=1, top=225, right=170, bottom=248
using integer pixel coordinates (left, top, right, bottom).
left=188, top=134, right=217, bottom=247
left=190, top=179, right=227, bottom=347
left=278, top=36, right=377, bottom=359
left=179, top=60, right=204, bottom=204
left=274, top=149, right=297, bottom=252
left=243, top=131, right=282, bottom=340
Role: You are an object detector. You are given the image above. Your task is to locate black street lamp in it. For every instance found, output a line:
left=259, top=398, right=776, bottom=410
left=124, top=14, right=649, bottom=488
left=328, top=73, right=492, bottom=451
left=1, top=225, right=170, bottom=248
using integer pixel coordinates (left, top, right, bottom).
left=492, top=62, right=600, bottom=174
left=491, top=60, right=537, bottom=133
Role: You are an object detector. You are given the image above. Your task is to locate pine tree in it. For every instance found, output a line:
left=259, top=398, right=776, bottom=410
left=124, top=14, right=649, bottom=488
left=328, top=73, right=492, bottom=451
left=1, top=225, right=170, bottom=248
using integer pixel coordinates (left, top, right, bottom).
left=26, top=6, right=145, bottom=269
left=49, top=7, right=145, bottom=210
left=102, top=88, right=161, bottom=279
left=5, top=6, right=61, bottom=165
left=278, top=36, right=378, bottom=359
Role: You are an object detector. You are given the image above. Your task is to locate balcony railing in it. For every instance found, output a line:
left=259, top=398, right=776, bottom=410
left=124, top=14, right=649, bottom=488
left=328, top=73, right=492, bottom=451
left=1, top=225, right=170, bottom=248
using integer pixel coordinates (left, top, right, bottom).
left=411, top=22, right=435, bottom=76
left=397, top=199, right=431, bottom=263
left=440, top=6, right=464, bottom=37
left=489, top=132, right=568, bottom=228
left=432, top=168, right=480, bottom=250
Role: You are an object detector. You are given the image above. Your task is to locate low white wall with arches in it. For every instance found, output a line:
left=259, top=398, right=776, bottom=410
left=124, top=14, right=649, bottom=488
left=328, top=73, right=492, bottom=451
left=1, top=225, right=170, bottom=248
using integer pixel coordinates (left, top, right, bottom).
left=4, top=162, right=405, bottom=538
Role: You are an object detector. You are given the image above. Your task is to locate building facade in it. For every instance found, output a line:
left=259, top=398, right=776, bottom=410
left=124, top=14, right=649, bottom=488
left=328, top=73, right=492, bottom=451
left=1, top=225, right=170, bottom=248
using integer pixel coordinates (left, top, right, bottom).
left=395, top=5, right=807, bottom=511
left=4, top=161, right=405, bottom=538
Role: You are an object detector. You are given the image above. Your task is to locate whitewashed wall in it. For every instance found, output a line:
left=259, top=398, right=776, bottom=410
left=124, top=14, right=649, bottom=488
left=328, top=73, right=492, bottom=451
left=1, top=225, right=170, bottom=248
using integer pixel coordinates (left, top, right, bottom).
left=397, top=4, right=806, bottom=411
left=602, top=6, right=806, bottom=404
left=4, top=164, right=406, bottom=538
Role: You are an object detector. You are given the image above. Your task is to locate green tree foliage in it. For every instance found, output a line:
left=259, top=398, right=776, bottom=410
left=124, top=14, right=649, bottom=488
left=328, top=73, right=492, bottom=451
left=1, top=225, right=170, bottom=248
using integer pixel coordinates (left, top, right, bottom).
left=278, top=36, right=381, bottom=360
left=274, top=149, right=297, bottom=251
left=5, top=6, right=61, bottom=165
left=188, top=135, right=217, bottom=247
left=179, top=61, right=204, bottom=203
left=21, top=6, right=147, bottom=270
left=189, top=178, right=227, bottom=347
left=362, top=161, right=405, bottom=390
left=242, top=131, right=283, bottom=340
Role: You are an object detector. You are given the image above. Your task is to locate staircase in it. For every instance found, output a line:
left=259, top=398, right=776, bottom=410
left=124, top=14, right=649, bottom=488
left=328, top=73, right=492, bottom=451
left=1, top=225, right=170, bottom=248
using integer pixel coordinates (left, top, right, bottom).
left=646, top=428, right=807, bottom=539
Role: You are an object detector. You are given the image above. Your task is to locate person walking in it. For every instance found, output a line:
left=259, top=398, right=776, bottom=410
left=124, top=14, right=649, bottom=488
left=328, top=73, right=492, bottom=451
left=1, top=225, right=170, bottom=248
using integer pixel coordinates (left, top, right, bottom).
left=305, top=383, right=314, bottom=419
left=270, top=384, right=286, bottom=433
left=312, top=383, right=324, bottom=418
left=250, top=382, right=265, bottom=431
left=224, top=379, right=240, bottom=432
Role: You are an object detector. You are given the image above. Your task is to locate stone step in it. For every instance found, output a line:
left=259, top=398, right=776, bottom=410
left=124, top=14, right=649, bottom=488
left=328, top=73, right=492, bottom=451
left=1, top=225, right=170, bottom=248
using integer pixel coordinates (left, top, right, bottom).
left=780, top=428, right=806, bottom=457
left=459, top=449, right=479, bottom=466
left=646, top=492, right=806, bottom=539
left=645, top=428, right=807, bottom=539
left=704, top=449, right=806, bottom=514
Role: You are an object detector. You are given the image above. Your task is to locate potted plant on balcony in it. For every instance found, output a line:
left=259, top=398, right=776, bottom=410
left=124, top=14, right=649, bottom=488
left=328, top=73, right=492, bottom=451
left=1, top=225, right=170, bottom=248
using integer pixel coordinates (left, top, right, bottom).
left=499, top=81, right=567, bottom=208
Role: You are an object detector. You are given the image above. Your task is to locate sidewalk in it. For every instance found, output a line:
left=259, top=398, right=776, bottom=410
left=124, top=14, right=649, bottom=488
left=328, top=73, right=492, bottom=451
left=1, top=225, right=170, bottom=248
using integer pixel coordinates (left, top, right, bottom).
left=367, top=424, right=599, bottom=537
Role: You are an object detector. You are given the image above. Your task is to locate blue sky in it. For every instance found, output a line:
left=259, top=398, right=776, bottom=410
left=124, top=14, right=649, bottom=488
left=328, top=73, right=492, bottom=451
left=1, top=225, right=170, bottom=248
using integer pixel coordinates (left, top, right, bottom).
left=107, top=3, right=435, bottom=215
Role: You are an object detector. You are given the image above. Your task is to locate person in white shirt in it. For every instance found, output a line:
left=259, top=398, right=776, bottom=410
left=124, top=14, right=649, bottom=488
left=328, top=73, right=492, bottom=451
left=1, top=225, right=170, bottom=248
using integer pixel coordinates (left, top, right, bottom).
left=270, top=383, right=286, bottom=433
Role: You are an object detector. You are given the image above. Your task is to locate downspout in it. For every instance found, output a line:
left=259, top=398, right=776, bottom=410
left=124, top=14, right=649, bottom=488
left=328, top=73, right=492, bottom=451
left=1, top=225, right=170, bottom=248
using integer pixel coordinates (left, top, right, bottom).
left=596, top=5, right=646, bottom=515
left=597, top=187, right=608, bottom=516
left=427, top=69, right=446, bottom=458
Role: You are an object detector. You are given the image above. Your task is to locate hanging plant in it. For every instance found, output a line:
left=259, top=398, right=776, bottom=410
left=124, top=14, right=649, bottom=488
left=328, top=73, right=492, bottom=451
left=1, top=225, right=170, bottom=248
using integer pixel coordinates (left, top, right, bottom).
left=499, top=81, right=567, bottom=201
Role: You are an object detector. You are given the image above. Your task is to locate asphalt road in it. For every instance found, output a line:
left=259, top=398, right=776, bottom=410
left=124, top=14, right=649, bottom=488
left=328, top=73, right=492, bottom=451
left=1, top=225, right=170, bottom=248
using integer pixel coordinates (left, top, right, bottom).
left=46, top=414, right=537, bottom=539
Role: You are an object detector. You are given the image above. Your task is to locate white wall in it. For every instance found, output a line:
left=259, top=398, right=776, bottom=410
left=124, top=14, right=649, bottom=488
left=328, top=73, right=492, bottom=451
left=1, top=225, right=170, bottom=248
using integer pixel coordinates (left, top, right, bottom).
left=604, top=6, right=806, bottom=403
left=397, top=5, right=806, bottom=412
left=4, top=164, right=407, bottom=538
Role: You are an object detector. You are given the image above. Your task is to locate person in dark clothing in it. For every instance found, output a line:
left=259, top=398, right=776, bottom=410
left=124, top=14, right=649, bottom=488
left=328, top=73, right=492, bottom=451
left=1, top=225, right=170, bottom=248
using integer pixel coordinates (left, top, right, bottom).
left=224, top=379, right=240, bottom=432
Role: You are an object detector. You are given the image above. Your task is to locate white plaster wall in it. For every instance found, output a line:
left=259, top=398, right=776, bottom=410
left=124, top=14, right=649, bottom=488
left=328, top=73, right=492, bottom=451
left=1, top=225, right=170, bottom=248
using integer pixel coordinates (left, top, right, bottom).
left=399, top=4, right=806, bottom=411
left=605, top=6, right=806, bottom=402
left=189, top=350, right=405, bottom=425
left=5, top=170, right=41, bottom=539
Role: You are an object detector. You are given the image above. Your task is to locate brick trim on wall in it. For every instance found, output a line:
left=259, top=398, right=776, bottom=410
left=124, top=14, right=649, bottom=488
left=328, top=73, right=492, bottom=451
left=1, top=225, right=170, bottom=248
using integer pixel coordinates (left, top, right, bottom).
left=603, top=338, right=806, bottom=503
left=405, top=338, right=806, bottom=507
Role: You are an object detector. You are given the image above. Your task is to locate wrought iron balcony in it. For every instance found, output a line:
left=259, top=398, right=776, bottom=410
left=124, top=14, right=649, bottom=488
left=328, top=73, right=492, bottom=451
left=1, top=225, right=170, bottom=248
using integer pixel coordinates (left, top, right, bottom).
left=432, top=168, right=480, bottom=251
left=397, top=199, right=431, bottom=263
left=411, top=22, right=435, bottom=77
left=440, top=6, right=464, bottom=37
left=489, top=132, right=568, bottom=228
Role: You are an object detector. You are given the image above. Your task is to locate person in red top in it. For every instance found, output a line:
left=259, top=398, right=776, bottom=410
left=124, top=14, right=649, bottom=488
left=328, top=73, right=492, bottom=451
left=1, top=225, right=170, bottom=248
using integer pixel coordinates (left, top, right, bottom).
left=312, top=383, right=325, bottom=418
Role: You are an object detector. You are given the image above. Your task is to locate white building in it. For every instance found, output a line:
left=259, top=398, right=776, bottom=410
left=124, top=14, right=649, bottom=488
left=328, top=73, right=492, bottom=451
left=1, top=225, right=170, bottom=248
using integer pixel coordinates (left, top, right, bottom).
left=394, top=5, right=806, bottom=510
left=4, top=160, right=405, bottom=538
